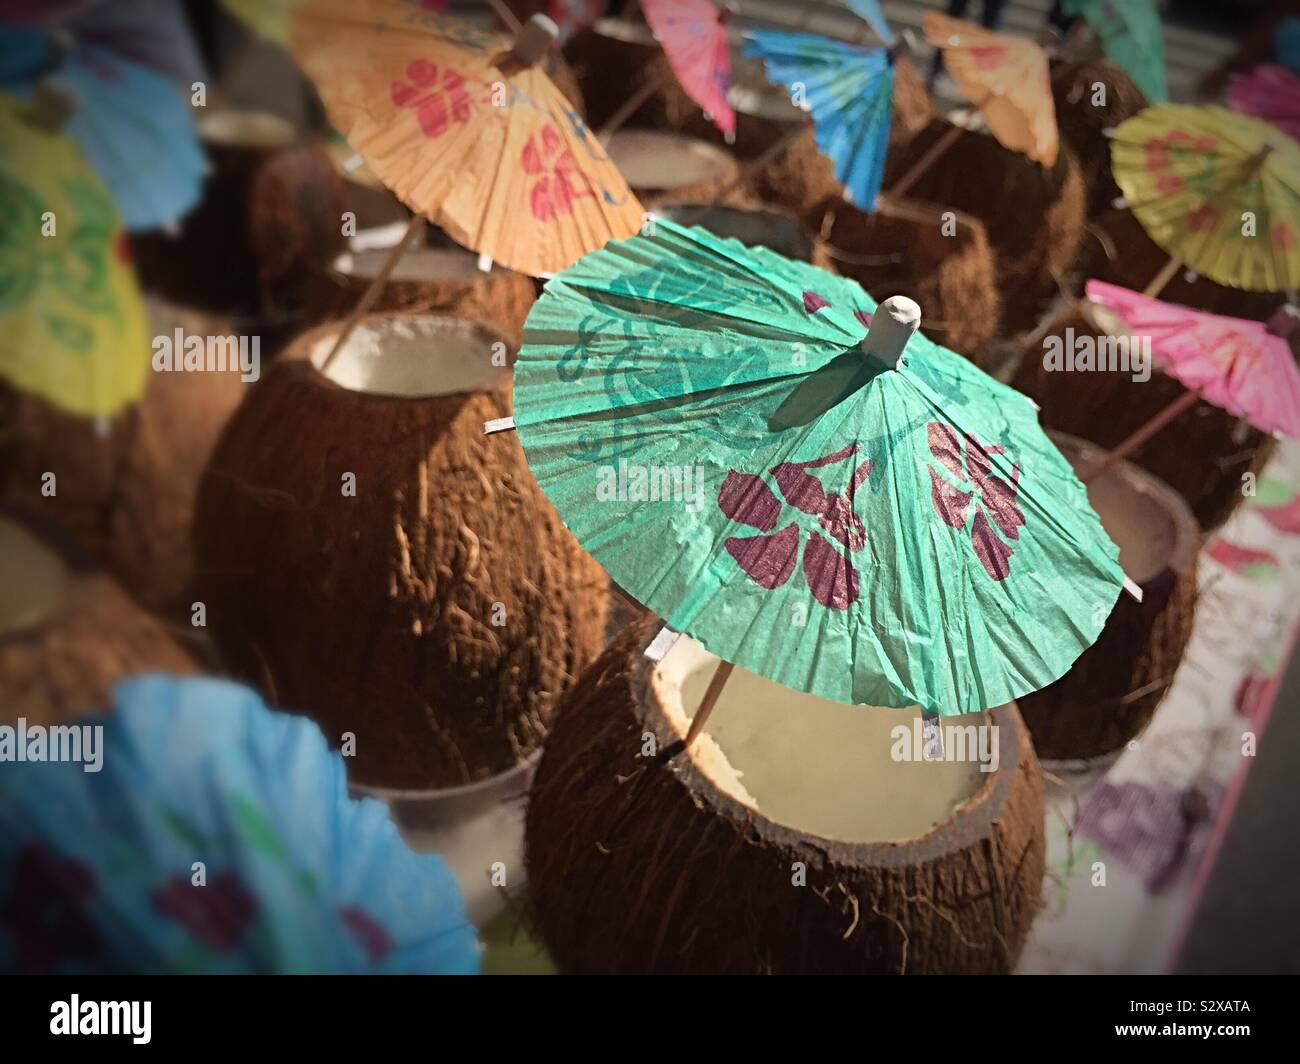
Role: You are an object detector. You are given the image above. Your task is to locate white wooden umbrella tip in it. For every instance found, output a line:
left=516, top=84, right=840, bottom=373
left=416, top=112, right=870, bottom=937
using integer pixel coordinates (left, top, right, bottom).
left=862, top=296, right=921, bottom=367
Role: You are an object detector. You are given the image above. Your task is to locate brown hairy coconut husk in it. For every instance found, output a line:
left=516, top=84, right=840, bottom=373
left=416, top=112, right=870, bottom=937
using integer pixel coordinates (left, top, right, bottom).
left=882, top=119, right=1086, bottom=335
left=1011, top=306, right=1277, bottom=530
left=133, top=109, right=298, bottom=314
left=246, top=139, right=349, bottom=317
left=0, top=300, right=251, bottom=617
left=1017, top=434, right=1199, bottom=762
left=1074, top=208, right=1285, bottom=324
left=299, top=244, right=537, bottom=344
left=0, top=515, right=199, bottom=726
left=526, top=616, right=1046, bottom=974
left=818, top=196, right=1001, bottom=363
left=605, top=129, right=739, bottom=208
left=324, top=141, right=412, bottom=231
left=650, top=199, right=835, bottom=270
left=1050, top=56, right=1147, bottom=219
left=193, top=314, right=609, bottom=789
left=563, top=18, right=694, bottom=133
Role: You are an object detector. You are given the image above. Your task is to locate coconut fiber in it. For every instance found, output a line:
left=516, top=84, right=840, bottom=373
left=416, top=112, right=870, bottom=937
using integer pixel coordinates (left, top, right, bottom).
left=525, top=616, right=1046, bottom=975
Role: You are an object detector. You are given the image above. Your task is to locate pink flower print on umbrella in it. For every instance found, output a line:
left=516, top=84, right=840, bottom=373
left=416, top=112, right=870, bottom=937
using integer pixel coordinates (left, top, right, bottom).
left=927, top=423, right=1024, bottom=581
left=392, top=59, right=475, bottom=140
left=719, top=443, right=872, bottom=609
left=523, top=124, right=593, bottom=222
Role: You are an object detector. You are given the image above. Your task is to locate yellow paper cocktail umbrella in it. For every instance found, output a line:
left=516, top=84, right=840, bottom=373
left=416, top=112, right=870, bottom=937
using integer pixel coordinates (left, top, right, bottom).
left=0, top=95, right=149, bottom=417
left=1110, top=104, right=1300, bottom=293
left=290, top=0, right=644, bottom=278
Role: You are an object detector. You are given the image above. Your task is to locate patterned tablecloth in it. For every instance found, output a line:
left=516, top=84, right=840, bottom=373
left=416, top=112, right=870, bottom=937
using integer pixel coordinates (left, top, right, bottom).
left=1020, top=439, right=1300, bottom=974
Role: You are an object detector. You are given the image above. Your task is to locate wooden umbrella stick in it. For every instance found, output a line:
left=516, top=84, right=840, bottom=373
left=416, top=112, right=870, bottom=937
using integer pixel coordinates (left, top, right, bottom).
left=319, top=215, right=426, bottom=373
left=1083, top=388, right=1202, bottom=482
left=885, top=121, right=964, bottom=201
left=488, top=0, right=522, bottom=34
left=1143, top=256, right=1183, bottom=299
left=684, top=660, right=735, bottom=748
left=599, top=68, right=673, bottom=140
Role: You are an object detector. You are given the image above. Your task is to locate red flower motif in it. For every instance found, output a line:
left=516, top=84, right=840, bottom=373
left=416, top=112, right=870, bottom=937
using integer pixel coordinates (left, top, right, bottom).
left=1272, top=222, right=1295, bottom=250
left=0, top=845, right=100, bottom=974
left=1188, top=203, right=1219, bottom=232
left=803, top=290, right=831, bottom=313
left=1155, top=174, right=1184, bottom=195
left=926, top=423, right=1023, bottom=581
left=718, top=444, right=872, bottom=610
left=522, top=124, right=591, bottom=222
left=392, top=59, right=474, bottom=140
left=151, top=871, right=258, bottom=953
left=969, top=44, right=1006, bottom=71
left=339, top=905, right=395, bottom=962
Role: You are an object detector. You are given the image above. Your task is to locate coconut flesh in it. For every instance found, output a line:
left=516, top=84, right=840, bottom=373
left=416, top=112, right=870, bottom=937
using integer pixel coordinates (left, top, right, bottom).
left=197, top=109, right=296, bottom=151
left=605, top=130, right=735, bottom=193
left=332, top=245, right=502, bottom=287
left=304, top=316, right=507, bottom=398
left=0, top=518, right=67, bottom=637
left=654, top=638, right=990, bottom=844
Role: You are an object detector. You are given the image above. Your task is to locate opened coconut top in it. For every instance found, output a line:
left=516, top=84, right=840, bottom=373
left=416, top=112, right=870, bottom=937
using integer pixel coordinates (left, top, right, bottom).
left=1054, top=435, right=1196, bottom=585
left=605, top=131, right=736, bottom=193
left=655, top=204, right=814, bottom=261
left=0, top=517, right=68, bottom=637
left=592, top=17, right=658, bottom=48
left=198, top=109, right=297, bottom=150
left=332, top=246, right=503, bottom=285
left=302, top=316, right=509, bottom=399
left=729, top=85, right=806, bottom=125
left=654, top=638, right=994, bottom=845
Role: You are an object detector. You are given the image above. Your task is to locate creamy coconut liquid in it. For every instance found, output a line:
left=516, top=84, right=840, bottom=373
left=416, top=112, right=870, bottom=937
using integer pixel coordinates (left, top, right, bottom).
left=655, top=639, right=989, bottom=844
left=1063, top=449, right=1175, bottom=584
left=197, top=109, right=296, bottom=150
left=333, top=246, right=487, bottom=286
left=0, top=518, right=67, bottom=636
left=308, top=318, right=505, bottom=398
left=606, top=131, right=732, bottom=190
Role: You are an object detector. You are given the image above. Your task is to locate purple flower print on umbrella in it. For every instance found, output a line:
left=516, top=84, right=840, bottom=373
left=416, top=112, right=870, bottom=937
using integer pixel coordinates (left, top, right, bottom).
left=927, top=423, right=1025, bottom=581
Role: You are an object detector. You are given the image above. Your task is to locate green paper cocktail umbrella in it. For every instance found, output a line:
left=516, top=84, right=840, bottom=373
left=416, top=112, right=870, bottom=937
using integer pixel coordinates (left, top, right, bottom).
left=511, top=220, right=1129, bottom=718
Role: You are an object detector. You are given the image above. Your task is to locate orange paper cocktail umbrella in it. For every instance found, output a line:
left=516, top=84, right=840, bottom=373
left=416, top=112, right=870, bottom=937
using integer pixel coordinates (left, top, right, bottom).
left=291, top=0, right=644, bottom=277
left=922, top=12, right=1058, bottom=166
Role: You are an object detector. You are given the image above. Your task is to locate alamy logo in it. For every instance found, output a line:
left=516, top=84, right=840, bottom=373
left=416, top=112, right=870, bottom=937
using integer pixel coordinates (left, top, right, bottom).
left=596, top=461, right=708, bottom=513
left=0, top=718, right=102, bottom=772
left=50, top=996, right=151, bottom=1044
left=1042, top=327, right=1151, bottom=382
left=152, top=328, right=260, bottom=383
left=890, top=719, right=1000, bottom=773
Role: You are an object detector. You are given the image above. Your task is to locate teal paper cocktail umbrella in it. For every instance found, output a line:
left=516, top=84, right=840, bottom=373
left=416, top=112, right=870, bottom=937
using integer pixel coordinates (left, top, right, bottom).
left=511, top=220, right=1129, bottom=718
left=1063, top=0, right=1167, bottom=103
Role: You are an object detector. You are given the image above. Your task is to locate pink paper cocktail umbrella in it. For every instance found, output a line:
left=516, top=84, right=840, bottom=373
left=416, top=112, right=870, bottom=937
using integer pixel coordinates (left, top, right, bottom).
left=1082, top=281, right=1300, bottom=477
left=1228, top=64, right=1300, bottom=143
left=642, top=0, right=734, bottom=138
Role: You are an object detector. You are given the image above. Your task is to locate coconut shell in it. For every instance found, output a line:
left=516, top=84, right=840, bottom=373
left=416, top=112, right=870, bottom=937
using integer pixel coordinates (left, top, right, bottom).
left=563, top=20, right=690, bottom=133
left=1017, top=434, right=1199, bottom=762
left=1073, top=207, right=1286, bottom=324
left=0, top=518, right=199, bottom=727
left=1011, top=307, right=1277, bottom=530
left=192, top=315, right=609, bottom=789
left=298, top=246, right=537, bottom=344
left=247, top=140, right=349, bottom=317
left=132, top=110, right=298, bottom=315
left=648, top=197, right=835, bottom=271
left=525, top=615, right=1046, bottom=975
left=1050, top=57, right=1147, bottom=219
left=0, top=301, right=251, bottom=617
left=606, top=129, right=740, bottom=208
left=883, top=119, right=1086, bottom=335
left=818, top=196, right=1001, bottom=363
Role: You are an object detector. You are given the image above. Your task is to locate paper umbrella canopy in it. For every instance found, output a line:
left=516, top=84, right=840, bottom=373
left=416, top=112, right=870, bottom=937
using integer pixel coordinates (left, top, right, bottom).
left=1062, top=0, right=1167, bottom=104
left=291, top=0, right=644, bottom=276
left=1110, top=104, right=1300, bottom=292
left=0, top=676, right=479, bottom=975
left=0, top=23, right=206, bottom=232
left=512, top=220, right=1128, bottom=715
left=743, top=27, right=900, bottom=210
left=1086, top=280, right=1300, bottom=439
left=1227, top=63, right=1300, bottom=143
left=642, top=0, right=734, bottom=138
left=0, top=94, right=150, bottom=417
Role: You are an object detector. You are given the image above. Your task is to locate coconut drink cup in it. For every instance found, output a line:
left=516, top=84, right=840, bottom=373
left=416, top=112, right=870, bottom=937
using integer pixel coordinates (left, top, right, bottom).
left=193, top=313, right=609, bottom=790
left=651, top=200, right=833, bottom=269
left=0, top=515, right=199, bottom=726
left=1012, top=305, right=1277, bottom=531
left=525, top=616, right=1046, bottom=974
left=819, top=196, right=1001, bottom=364
left=605, top=129, right=739, bottom=208
left=0, top=300, right=251, bottom=618
left=301, top=240, right=537, bottom=344
left=882, top=119, right=1086, bottom=335
left=1015, top=434, right=1199, bottom=763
